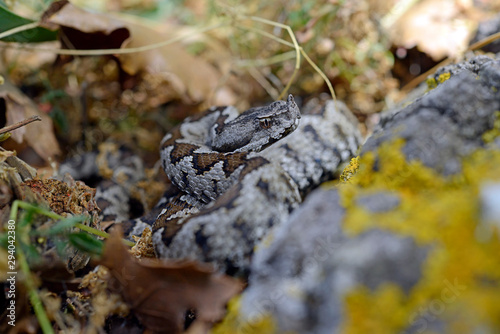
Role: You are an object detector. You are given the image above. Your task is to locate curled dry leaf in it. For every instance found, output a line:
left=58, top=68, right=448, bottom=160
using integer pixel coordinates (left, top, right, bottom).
left=0, top=81, right=61, bottom=161
left=40, top=0, right=130, bottom=51
left=117, top=20, right=236, bottom=105
left=98, top=228, right=242, bottom=334
left=39, top=0, right=235, bottom=105
left=390, top=0, right=476, bottom=60
left=0, top=148, right=36, bottom=182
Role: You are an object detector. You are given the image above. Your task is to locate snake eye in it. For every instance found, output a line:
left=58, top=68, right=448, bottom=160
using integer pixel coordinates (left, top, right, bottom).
left=259, top=117, right=272, bottom=129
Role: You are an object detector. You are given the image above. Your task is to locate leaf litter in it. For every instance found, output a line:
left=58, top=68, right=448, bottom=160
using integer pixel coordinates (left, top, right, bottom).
left=98, top=228, right=242, bottom=334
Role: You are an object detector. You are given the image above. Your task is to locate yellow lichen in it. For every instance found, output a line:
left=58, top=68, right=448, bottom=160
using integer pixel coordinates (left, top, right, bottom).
left=482, top=111, right=500, bottom=143
left=211, top=296, right=276, bottom=334
left=426, top=77, right=438, bottom=90
left=342, top=284, right=410, bottom=334
left=340, top=157, right=360, bottom=182
left=437, top=72, right=451, bottom=84
left=426, top=72, right=451, bottom=90
left=214, top=140, right=500, bottom=334
left=338, top=140, right=500, bottom=333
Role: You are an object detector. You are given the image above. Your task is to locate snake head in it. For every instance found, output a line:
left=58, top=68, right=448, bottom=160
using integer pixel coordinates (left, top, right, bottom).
left=211, top=94, right=301, bottom=153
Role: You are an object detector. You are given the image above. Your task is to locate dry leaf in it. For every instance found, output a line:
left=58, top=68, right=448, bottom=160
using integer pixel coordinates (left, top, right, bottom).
left=98, top=228, right=242, bottom=334
left=0, top=81, right=61, bottom=161
left=390, top=0, right=477, bottom=60
left=40, top=1, right=235, bottom=105
left=2, top=42, right=58, bottom=79
left=40, top=0, right=130, bottom=51
left=118, top=20, right=236, bottom=105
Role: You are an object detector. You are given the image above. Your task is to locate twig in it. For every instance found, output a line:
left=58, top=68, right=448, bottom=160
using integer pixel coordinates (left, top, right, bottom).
left=0, top=23, right=225, bottom=56
left=0, top=22, right=40, bottom=40
left=246, top=15, right=301, bottom=100
left=0, top=115, right=41, bottom=135
left=401, top=58, right=453, bottom=93
left=402, top=31, right=500, bottom=93
left=235, top=50, right=296, bottom=68
left=1, top=13, right=337, bottom=102
left=1, top=14, right=337, bottom=101
left=300, top=48, right=336, bottom=100
left=237, top=19, right=336, bottom=100
left=468, top=31, right=500, bottom=52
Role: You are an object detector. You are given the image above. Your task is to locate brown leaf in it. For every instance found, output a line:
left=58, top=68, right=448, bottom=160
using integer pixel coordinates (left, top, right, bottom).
left=1, top=148, right=37, bottom=181
left=390, top=0, right=476, bottom=60
left=98, top=228, right=242, bottom=334
left=40, top=1, right=235, bottom=105
left=118, top=21, right=236, bottom=105
left=40, top=0, right=130, bottom=51
left=0, top=81, right=61, bottom=161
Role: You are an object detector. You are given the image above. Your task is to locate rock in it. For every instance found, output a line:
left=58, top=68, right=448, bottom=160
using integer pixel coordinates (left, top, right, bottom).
left=240, top=189, right=428, bottom=334
left=364, top=56, right=500, bottom=175
left=229, top=55, right=500, bottom=333
left=479, top=182, right=500, bottom=233
left=471, top=15, right=500, bottom=53
left=356, top=191, right=401, bottom=213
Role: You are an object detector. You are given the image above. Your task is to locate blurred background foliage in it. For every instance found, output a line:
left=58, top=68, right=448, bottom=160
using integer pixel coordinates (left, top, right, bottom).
left=0, top=0, right=498, bottom=163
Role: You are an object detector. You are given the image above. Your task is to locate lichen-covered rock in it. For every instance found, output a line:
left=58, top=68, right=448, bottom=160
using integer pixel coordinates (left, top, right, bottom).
left=365, top=56, right=500, bottom=175
left=216, top=56, right=500, bottom=334
left=237, top=189, right=429, bottom=334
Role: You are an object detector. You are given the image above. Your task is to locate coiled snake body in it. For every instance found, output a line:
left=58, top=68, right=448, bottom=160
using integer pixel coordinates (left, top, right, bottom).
left=63, top=96, right=361, bottom=274
left=129, top=95, right=361, bottom=274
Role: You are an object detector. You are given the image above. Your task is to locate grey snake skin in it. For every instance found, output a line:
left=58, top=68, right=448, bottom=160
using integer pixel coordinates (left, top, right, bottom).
left=61, top=96, right=362, bottom=275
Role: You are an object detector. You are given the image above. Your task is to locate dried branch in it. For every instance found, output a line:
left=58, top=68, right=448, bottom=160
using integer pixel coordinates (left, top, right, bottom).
left=0, top=115, right=41, bottom=135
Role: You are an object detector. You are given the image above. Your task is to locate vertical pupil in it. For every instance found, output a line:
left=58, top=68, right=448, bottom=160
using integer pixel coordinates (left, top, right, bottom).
left=259, top=118, right=271, bottom=128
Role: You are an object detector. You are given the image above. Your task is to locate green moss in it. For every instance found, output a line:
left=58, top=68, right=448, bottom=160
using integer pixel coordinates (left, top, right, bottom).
left=338, top=140, right=500, bottom=333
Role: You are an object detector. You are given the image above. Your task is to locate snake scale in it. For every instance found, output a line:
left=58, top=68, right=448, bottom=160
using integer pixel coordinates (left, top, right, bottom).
left=61, top=95, right=362, bottom=275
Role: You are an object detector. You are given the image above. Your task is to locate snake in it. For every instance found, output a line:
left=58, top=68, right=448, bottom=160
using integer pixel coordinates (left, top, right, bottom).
left=60, top=95, right=362, bottom=275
